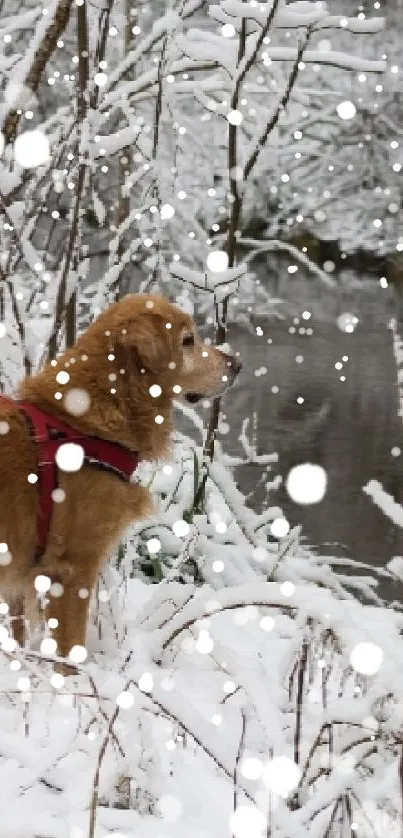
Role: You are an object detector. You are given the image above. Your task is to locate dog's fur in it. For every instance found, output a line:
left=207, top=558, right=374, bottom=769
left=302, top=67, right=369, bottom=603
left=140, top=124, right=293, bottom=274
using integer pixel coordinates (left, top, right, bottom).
left=0, top=294, right=240, bottom=661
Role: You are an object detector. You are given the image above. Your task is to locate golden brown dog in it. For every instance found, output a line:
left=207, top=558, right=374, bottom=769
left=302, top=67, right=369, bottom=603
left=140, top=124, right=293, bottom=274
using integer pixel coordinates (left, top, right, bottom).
left=0, top=294, right=241, bottom=663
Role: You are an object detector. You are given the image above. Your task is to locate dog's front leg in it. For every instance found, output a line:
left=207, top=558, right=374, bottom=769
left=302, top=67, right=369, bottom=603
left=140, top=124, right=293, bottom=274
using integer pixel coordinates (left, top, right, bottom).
left=45, top=554, right=101, bottom=669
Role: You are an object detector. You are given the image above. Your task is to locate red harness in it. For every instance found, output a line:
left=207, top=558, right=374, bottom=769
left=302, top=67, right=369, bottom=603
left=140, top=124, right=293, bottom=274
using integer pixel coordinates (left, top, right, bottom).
left=0, top=395, right=139, bottom=561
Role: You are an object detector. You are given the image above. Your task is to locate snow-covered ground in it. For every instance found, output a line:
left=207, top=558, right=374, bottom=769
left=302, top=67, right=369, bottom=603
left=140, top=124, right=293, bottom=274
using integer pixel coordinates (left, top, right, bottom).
left=0, top=424, right=401, bottom=837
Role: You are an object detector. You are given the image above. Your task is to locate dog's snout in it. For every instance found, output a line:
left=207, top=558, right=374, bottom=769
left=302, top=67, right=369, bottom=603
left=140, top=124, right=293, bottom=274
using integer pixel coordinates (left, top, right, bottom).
left=227, top=355, right=242, bottom=375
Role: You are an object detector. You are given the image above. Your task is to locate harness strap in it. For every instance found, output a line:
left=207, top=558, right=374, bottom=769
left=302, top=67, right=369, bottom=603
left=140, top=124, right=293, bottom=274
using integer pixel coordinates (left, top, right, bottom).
left=0, top=395, right=139, bottom=560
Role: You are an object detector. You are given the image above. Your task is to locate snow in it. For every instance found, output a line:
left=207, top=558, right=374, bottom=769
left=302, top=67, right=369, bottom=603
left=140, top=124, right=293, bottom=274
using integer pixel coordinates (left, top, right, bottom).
left=363, top=480, right=403, bottom=529
left=160, top=203, right=175, bottom=220
left=1, top=0, right=53, bottom=121
left=350, top=641, right=384, bottom=676
left=210, top=2, right=384, bottom=35
left=170, top=262, right=246, bottom=294
left=0, top=0, right=400, bottom=834
left=0, top=419, right=394, bottom=834
left=312, top=15, right=385, bottom=34
left=238, top=47, right=386, bottom=73
left=91, top=124, right=145, bottom=159
left=285, top=463, right=327, bottom=505
left=34, top=575, right=52, bottom=594
left=211, top=0, right=329, bottom=29
left=5, top=205, right=44, bottom=275
left=262, top=755, right=301, bottom=797
left=206, top=249, right=229, bottom=272
left=337, top=312, right=358, bottom=333
left=55, top=442, right=85, bottom=473
left=13, top=129, right=50, bottom=168
left=0, top=462, right=400, bottom=836
left=336, top=100, right=356, bottom=120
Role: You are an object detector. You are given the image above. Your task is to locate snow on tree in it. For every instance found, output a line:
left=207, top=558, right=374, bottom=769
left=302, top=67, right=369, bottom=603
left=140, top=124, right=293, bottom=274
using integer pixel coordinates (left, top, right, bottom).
left=0, top=0, right=390, bottom=362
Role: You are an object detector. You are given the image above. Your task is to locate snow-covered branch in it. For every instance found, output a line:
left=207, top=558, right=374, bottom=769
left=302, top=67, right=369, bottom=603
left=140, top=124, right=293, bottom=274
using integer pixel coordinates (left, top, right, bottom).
left=210, top=2, right=384, bottom=35
left=363, top=480, right=403, bottom=529
left=1, top=0, right=75, bottom=141
left=239, top=238, right=337, bottom=287
left=169, top=261, right=246, bottom=292
left=250, top=47, right=386, bottom=73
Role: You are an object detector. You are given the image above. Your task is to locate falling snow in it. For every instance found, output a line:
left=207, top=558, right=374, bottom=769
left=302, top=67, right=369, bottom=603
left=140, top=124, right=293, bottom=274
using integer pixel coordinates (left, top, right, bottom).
left=13, top=129, right=50, bottom=168
left=63, top=388, right=91, bottom=416
left=286, top=462, right=328, bottom=505
left=0, top=1, right=400, bottom=837
left=55, top=442, right=85, bottom=473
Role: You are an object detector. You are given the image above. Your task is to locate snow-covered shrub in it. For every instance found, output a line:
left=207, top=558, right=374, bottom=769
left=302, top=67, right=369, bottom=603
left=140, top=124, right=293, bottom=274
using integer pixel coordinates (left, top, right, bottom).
left=0, top=418, right=401, bottom=838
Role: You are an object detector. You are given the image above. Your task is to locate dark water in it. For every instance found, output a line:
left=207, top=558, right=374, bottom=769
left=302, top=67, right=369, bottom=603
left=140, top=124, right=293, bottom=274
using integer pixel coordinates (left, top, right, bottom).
left=181, top=313, right=403, bottom=603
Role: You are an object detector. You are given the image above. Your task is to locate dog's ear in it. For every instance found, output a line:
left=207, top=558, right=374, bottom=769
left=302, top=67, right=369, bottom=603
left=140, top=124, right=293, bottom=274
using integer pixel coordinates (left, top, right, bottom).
left=114, top=313, right=170, bottom=374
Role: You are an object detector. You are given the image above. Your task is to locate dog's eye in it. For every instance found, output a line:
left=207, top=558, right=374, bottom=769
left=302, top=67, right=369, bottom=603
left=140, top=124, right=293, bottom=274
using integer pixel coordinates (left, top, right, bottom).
left=182, top=333, right=195, bottom=347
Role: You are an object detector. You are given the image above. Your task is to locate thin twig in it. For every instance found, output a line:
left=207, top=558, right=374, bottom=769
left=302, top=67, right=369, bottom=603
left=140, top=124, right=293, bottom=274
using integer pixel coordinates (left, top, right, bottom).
left=294, top=631, right=309, bottom=767
left=244, top=27, right=312, bottom=181
left=88, top=704, right=120, bottom=838
left=233, top=707, right=247, bottom=834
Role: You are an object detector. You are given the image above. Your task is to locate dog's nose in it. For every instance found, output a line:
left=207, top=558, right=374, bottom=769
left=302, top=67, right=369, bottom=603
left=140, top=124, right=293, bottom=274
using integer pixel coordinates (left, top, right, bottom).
left=228, top=355, right=242, bottom=375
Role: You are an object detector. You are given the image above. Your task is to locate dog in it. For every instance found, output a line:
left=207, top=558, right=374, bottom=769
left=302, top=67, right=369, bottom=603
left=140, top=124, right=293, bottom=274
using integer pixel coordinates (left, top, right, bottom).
left=0, top=294, right=241, bottom=665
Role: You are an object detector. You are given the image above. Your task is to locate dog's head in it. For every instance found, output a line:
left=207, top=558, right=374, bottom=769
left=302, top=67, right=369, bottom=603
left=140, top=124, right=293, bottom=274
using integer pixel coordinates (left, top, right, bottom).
left=106, top=294, right=241, bottom=404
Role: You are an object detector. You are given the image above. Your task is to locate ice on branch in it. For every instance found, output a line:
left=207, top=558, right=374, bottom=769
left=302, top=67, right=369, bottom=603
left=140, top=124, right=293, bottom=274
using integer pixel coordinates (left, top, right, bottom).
left=0, top=9, right=39, bottom=43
